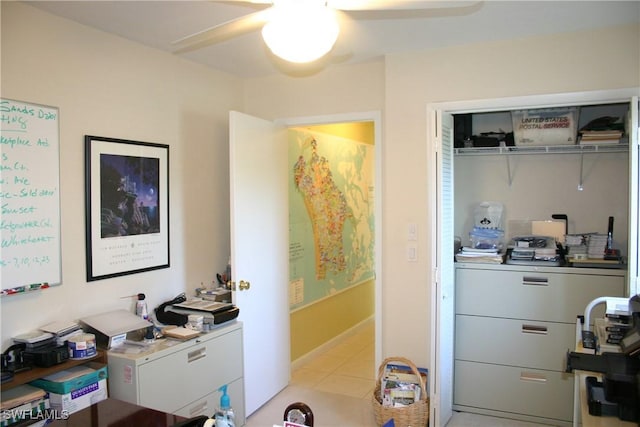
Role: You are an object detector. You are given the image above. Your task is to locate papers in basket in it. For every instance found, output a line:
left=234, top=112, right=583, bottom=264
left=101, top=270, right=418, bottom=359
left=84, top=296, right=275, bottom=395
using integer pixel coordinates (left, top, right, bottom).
left=380, top=363, right=428, bottom=407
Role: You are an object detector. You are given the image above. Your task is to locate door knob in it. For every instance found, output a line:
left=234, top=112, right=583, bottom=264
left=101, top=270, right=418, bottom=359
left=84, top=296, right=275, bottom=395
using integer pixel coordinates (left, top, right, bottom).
left=239, top=280, right=251, bottom=291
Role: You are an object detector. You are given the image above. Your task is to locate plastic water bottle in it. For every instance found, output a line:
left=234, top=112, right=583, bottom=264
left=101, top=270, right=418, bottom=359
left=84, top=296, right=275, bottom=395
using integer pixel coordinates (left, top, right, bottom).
left=136, top=293, right=149, bottom=320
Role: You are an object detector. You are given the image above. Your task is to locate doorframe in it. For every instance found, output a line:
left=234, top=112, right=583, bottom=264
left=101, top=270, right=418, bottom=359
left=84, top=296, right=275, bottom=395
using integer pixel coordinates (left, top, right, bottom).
left=279, top=110, right=383, bottom=371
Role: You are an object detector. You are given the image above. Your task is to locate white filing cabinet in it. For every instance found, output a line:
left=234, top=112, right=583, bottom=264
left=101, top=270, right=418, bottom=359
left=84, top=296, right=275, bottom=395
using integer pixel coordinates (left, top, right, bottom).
left=453, top=264, right=626, bottom=426
left=107, top=321, right=245, bottom=425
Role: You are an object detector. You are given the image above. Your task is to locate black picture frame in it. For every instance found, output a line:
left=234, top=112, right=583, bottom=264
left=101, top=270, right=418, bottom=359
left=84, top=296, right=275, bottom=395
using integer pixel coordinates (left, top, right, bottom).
left=85, top=135, right=170, bottom=281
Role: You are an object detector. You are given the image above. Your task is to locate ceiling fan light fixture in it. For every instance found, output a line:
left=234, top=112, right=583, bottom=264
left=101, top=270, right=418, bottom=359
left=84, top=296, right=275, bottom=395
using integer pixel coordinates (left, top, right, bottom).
left=261, top=3, right=339, bottom=63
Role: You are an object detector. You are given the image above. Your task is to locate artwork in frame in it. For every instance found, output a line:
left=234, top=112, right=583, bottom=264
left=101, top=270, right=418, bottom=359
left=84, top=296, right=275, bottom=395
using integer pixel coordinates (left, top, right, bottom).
left=85, top=135, right=169, bottom=281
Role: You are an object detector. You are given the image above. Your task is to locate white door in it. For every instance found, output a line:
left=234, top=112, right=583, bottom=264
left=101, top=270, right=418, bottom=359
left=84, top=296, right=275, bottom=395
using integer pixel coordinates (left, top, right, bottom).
left=429, top=109, right=455, bottom=427
left=229, top=111, right=290, bottom=416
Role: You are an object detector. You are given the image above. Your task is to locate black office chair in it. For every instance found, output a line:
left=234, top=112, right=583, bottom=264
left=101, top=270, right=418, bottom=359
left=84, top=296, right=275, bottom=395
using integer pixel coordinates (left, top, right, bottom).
left=171, top=415, right=209, bottom=427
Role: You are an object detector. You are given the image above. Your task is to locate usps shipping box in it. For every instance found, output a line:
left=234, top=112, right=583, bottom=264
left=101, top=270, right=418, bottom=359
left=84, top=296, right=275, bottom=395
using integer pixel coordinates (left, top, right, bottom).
left=511, top=108, right=578, bottom=146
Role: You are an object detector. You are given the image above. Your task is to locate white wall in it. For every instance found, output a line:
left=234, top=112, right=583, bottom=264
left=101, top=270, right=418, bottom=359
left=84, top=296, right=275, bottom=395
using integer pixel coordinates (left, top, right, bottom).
left=245, top=23, right=640, bottom=367
left=1, top=2, right=243, bottom=349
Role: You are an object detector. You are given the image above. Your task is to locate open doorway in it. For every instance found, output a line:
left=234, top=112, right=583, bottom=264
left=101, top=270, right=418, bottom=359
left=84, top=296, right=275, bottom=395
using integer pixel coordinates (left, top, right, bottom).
left=282, top=112, right=383, bottom=382
left=231, top=111, right=381, bottom=420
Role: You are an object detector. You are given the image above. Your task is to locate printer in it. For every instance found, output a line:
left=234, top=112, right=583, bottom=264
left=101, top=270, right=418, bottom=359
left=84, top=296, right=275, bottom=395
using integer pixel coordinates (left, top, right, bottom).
left=566, top=295, right=640, bottom=423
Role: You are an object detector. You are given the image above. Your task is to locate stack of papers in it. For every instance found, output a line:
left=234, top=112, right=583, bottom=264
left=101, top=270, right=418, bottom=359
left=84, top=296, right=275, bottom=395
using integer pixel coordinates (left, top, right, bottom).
left=40, top=320, right=83, bottom=346
left=565, top=234, right=588, bottom=257
left=172, top=299, right=233, bottom=313
left=533, top=247, right=558, bottom=261
left=455, top=247, right=503, bottom=264
left=587, top=234, right=608, bottom=259
left=510, top=248, right=535, bottom=261
left=579, top=129, right=623, bottom=145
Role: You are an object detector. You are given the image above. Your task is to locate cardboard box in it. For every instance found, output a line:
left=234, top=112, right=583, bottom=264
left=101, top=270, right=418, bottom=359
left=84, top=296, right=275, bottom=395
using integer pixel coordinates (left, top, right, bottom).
left=511, top=107, right=578, bottom=146
left=48, top=379, right=107, bottom=414
left=29, top=363, right=107, bottom=395
left=0, top=384, right=49, bottom=427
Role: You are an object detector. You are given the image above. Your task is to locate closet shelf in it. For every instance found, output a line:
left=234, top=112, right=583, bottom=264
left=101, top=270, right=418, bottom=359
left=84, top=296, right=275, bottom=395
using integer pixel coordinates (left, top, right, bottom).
left=455, top=142, right=629, bottom=188
left=455, top=142, right=629, bottom=156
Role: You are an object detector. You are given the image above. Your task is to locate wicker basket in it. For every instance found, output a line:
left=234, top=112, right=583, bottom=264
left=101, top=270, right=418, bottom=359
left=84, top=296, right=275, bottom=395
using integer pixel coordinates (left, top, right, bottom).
left=372, top=357, right=429, bottom=427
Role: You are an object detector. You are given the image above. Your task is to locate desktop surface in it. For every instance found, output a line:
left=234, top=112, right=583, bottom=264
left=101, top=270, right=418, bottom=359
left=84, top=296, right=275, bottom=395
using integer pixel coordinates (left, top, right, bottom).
left=48, top=398, right=186, bottom=427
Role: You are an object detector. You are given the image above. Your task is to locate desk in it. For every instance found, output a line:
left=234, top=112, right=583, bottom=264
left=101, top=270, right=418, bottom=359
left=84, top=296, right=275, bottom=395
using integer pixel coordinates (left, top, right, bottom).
left=48, top=398, right=186, bottom=427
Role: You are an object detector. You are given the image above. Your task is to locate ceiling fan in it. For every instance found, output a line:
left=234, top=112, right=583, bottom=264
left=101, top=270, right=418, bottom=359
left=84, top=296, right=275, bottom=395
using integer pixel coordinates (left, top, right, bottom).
left=172, top=0, right=477, bottom=63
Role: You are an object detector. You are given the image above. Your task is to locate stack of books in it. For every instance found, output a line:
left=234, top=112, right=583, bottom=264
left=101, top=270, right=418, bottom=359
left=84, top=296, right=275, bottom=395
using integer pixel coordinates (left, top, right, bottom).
left=579, top=129, right=623, bottom=145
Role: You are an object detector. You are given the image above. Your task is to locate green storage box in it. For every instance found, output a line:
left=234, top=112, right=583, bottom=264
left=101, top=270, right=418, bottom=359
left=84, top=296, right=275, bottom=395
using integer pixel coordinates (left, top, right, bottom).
left=29, top=362, right=107, bottom=394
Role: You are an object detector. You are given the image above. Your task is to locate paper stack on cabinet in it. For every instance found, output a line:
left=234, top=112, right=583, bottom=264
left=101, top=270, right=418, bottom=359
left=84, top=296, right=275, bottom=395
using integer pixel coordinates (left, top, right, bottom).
left=455, top=247, right=503, bottom=264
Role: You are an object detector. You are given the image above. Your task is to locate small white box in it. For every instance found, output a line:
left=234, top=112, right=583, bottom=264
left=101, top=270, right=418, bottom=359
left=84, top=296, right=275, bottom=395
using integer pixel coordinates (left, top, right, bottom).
left=48, top=379, right=107, bottom=414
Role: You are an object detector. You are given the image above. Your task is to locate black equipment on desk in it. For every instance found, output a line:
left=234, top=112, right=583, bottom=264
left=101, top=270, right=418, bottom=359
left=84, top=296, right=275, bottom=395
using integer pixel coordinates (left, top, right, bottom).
left=23, top=345, right=69, bottom=368
left=155, top=293, right=189, bottom=326
left=1, top=340, right=70, bottom=382
left=566, top=351, right=639, bottom=422
left=1, top=343, right=29, bottom=384
left=566, top=296, right=640, bottom=423
left=170, top=299, right=240, bottom=325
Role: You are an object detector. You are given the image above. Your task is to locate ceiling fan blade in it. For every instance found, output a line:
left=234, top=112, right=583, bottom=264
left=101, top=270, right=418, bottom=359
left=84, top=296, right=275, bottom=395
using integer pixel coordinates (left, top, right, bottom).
left=329, top=0, right=478, bottom=10
left=212, top=0, right=272, bottom=4
left=172, top=9, right=270, bottom=54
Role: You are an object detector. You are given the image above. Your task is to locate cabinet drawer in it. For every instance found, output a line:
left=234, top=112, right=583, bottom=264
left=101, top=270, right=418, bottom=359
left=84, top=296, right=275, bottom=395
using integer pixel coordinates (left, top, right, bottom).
left=454, top=360, right=574, bottom=422
left=456, top=268, right=625, bottom=322
left=174, top=377, right=245, bottom=425
left=175, top=390, right=217, bottom=419
left=455, top=315, right=575, bottom=371
left=138, top=328, right=243, bottom=413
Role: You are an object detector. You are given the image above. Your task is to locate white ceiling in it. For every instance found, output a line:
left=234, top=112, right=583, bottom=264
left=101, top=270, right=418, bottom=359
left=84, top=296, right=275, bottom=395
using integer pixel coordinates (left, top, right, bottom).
left=24, top=1, right=640, bottom=78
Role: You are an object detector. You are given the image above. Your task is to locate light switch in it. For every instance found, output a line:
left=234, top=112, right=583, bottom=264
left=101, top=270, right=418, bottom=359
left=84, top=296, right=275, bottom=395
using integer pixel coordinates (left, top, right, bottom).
left=407, top=244, right=418, bottom=262
left=408, top=223, right=418, bottom=241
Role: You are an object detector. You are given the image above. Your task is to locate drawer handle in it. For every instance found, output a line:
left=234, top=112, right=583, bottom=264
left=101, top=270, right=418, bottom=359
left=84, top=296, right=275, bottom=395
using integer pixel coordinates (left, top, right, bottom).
left=522, top=276, right=548, bottom=286
left=520, top=372, right=547, bottom=383
left=188, top=347, right=206, bottom=363
left=522, top=324, right=548, bottom=335
left=189, top=400, right=209, bottom=416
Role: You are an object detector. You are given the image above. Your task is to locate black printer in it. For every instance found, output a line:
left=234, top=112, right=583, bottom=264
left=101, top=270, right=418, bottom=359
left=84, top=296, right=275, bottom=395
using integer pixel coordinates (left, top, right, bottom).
left=566, top=294, right=640, bottom=424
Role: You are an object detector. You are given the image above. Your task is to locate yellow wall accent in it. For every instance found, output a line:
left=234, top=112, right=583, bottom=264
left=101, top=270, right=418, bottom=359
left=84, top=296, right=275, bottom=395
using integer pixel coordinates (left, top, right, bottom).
left=289, top=120, right=375, bottom=362
left=296, top=122, right=374, bottom=145
left=290, top=280, right=374, bottom=361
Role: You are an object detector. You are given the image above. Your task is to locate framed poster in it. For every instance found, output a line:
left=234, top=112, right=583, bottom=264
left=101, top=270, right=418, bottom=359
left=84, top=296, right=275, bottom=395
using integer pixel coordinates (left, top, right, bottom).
left=85, top=135, right=169, bottom=281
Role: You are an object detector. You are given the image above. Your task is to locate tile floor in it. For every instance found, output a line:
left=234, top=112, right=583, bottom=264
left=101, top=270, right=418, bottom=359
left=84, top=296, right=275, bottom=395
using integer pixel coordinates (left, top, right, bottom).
left=245, top=318, right=546, bottom=427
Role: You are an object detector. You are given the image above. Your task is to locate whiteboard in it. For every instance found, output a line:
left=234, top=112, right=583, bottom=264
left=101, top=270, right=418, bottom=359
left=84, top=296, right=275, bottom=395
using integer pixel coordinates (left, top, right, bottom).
left=0, top=99, right=61, bottom=296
